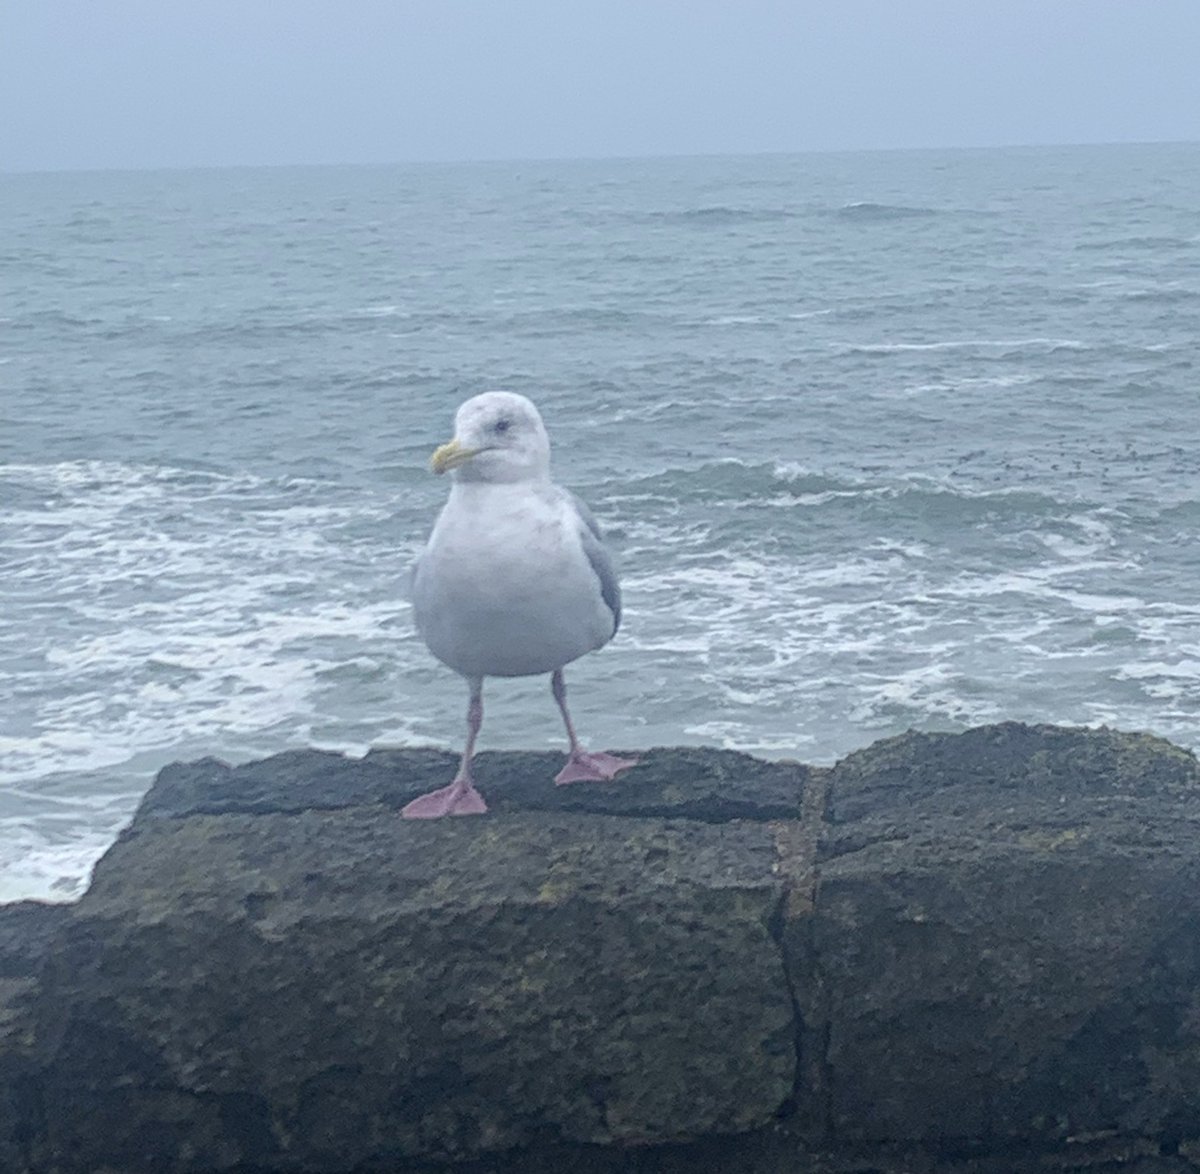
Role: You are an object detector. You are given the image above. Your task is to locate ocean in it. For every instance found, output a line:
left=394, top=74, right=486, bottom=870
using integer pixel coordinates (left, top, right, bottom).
left=2, top=142, right=1199, bottom=901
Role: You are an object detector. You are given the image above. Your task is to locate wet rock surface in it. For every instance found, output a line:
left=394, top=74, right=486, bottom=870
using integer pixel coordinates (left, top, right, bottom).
left=3, top=724, right=1200, bottom=1172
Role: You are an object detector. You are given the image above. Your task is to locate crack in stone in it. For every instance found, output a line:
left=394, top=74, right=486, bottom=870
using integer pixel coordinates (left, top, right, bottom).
left=767, top=766, right=830, bottom=1132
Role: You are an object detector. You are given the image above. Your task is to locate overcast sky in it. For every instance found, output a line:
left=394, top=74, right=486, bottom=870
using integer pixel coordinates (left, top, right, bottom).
left=4, top=0, right=1199, bottom=172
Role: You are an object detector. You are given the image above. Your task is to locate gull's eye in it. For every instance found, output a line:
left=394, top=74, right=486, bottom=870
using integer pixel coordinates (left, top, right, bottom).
left=492, top=417, right=512, bottom=435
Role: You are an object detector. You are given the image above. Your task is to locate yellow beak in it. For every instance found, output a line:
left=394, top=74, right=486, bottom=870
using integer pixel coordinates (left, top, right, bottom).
left=430, top=438, right=482, bottom=475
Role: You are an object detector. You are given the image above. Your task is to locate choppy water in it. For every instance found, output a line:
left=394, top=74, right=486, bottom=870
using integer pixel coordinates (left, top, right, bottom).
left=3, top=143, right=1199, bottom=899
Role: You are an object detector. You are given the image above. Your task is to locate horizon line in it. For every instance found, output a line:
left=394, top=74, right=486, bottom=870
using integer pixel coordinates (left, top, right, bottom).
left=4, top=136, right=1198, bottom=179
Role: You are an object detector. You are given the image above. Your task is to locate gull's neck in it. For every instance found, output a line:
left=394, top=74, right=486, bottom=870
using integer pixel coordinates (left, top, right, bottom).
left=449, top=470, right=552, bottom=504
left=451, top=465, right=551, bottom=489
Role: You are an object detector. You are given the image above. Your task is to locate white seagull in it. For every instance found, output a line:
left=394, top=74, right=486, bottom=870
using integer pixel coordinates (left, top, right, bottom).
left=404, top=391, right=638, bottom=818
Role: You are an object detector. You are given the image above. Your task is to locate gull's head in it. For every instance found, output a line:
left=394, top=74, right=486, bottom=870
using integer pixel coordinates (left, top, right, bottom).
left=430, top=391, right=551, bottom=484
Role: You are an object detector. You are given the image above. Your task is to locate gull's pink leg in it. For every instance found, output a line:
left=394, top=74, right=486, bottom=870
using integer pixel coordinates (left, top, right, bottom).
left=551, top=668, right=639, bottom=786
left=402, top=678, right=489, bottom=818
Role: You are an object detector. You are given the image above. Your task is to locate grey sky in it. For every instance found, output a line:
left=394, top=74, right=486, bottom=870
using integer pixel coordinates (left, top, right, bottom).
left=4, top=0, right=1199, bottom=172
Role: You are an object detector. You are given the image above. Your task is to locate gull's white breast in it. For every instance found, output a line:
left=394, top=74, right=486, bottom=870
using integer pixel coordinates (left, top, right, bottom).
left=413, top=482, right=615, bottom=679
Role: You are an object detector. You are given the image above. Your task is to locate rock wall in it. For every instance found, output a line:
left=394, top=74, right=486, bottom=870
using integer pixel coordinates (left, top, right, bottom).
left=4, top=724, right=1200, bottom=1172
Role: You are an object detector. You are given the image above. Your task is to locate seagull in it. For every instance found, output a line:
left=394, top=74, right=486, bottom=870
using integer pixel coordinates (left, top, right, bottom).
left=403, top=391, right=639, bottom=818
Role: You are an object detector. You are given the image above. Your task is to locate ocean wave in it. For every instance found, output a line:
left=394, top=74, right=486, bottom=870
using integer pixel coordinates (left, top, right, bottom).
left=700, top=314, right=771, bottom=327
left=1076, top=234, right=1195, bottom=252
left=2, top=309, right=100, bottom=332
left=349, top=304, right=410, bottom=318
left=620, top=459, right=854, bottom=503
left=883, top=484, right=1071, bottom=525
left=0, top=808, right=131, bottom=902
left=613, top=460, right=1080, bottom=533
left=616, top=507, right=1163, bottom=765
left=833, top=201, right=940, bottom=221
left=1119, top=286, right=1200, bottom=304
left=176, top=305, right=458, bottom=345
left=637, top=205, right=799, bottom=226
left=892, top=373, right=1040, bottom=397
left=0, top=459, right=416, bottom=787
left=839, top=337, right=1086, bottom=356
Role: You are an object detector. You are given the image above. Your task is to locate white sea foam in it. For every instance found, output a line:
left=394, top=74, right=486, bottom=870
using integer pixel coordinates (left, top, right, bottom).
left=1, top=460, right=420, bottom=885
left=893, top=373, right=1041, bottom=397
left=352, top=304, right=408, bottom=317
left=0, top=825, right=120, bottom=903
left=0, top=458, right=444, bottom=897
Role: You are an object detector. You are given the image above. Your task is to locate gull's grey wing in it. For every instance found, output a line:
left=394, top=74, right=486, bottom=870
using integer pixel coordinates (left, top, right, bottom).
left=565, top=489, right=622, bottom=635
